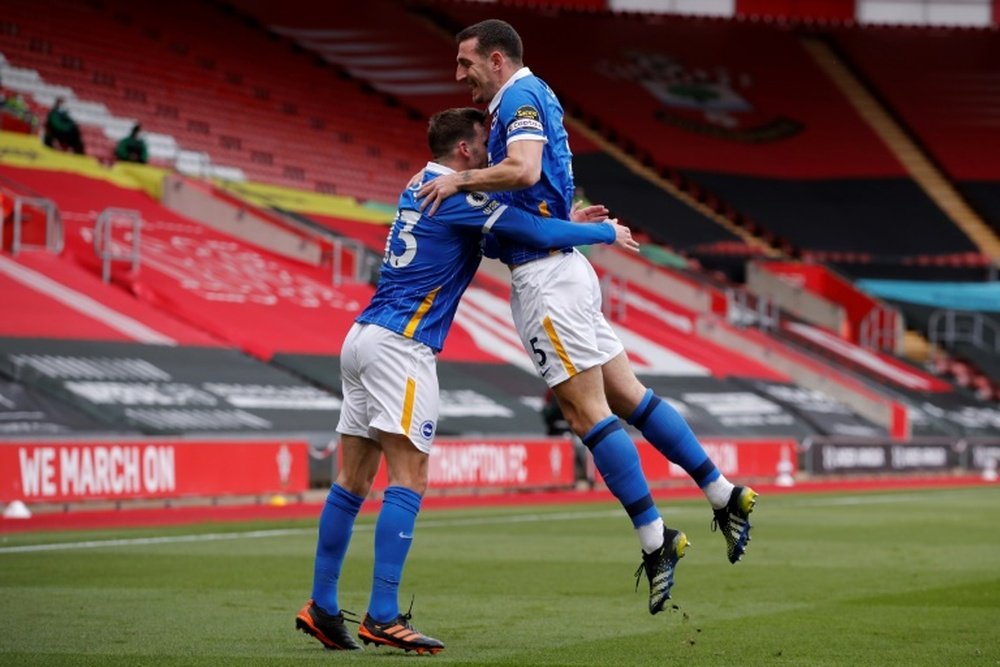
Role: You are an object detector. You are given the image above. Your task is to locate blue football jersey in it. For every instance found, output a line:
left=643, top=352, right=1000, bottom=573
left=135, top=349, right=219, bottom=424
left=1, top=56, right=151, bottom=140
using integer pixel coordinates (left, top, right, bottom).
left=356, top=163, right=486, bottom=352
left=488, top=67, right=575, bottom=266
left=356, top=161, right=615, bottom=352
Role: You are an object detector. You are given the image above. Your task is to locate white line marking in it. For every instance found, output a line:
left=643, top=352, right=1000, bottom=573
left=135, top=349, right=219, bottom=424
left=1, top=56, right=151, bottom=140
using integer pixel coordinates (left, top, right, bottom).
left=2, top=489, right=979, bottom=554
left=0, top=509, right=627, bottom=554
left=0, top=528, right=307, bottom=553
left=0, top=255, right=175, bottom=345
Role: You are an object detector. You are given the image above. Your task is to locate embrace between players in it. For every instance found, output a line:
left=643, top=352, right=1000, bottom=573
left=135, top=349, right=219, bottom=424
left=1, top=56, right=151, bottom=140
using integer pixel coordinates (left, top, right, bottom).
left=295, top=19, right=759, bottom=655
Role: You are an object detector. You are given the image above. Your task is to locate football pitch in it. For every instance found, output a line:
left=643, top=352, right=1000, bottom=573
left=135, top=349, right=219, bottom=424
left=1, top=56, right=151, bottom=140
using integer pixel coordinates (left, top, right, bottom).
left=1, top=486, right=998, bottom=666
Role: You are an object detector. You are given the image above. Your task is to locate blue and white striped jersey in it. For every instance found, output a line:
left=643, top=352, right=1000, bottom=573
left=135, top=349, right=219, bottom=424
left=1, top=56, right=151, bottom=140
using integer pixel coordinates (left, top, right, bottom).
left=356, top=161, right=614, bottom=352
left=487, top=67, right=575, bottom=266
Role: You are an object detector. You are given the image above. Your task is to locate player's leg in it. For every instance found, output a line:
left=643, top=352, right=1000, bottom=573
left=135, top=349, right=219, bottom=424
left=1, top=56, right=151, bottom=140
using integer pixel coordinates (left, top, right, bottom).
left=311, top=436, right=380, bottom=615
left=297, top=323, right=376, bottom=650
left=296, top=435, right=379, bottom=650
left=552, top=367, right=665, bottom=550
left=553, top=365, right=687, bottom=614
left=602, top=351, right=758, bottom=563
left=358, top=434, right=443, bottom=654
left=602, top=353, right=735, bottom=506
left=354, top=329, right=443, bottom=654
left=515, top=255, right=667, bottom=554
left=512, top=252, right=686, bottom=612
left=366, top=432, right=426, bottom=623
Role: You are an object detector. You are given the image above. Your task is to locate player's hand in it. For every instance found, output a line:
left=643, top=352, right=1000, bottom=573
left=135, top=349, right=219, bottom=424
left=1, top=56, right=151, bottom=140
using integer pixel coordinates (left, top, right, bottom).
left=406, top=169, right=425, bottom=189
left=417, top=172, right=461, bottom=216
left=608, top=219, right=640, bottom=253
left=571, top=201, right=609, bottom=222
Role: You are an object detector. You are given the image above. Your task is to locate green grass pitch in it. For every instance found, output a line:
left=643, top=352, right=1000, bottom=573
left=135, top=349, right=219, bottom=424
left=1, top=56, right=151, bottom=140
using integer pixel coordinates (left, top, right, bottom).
left=1, top=486, right=998, bottom=666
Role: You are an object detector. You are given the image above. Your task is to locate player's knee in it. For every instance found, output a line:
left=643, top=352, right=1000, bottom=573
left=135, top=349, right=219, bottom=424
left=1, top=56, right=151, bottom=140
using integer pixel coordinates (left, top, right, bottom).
left=386, top=475, right=428, bottom=496
left=385, top=457, right=429, bottom=495
left=336, top=472, right=374, bottom=498
left=605, top=379, right=648, bottom=418
left=561, top=401, right=613, bottom=438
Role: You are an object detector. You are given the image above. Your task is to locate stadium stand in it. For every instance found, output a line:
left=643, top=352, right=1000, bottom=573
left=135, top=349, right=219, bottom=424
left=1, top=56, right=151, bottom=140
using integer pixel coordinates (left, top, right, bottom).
left=858, top=279, right=1000, bottom=401
left=1, top=0, right=997, bottom=504
left=0, top=163, right=374, bottom=358
left=589, top=243, right=1000, bottom=438
left=0, top=223, right=345, bottom=435
left=1, top=140, right=909, bottom=440
left=405, top=2, right=991, bottom=270
left=0, top=0, right=429, bottom=201
left=228, top=0, right=783, bottom=278
left=831, top=26, right=1000, bottom=235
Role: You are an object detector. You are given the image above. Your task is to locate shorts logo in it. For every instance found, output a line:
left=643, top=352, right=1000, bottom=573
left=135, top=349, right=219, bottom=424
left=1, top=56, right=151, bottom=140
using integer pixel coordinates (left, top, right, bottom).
left=420, top=420, right=436, bottom=441
left=515, top=105, right=540, bottom=121
left=466, top=191, right=490, bottom=209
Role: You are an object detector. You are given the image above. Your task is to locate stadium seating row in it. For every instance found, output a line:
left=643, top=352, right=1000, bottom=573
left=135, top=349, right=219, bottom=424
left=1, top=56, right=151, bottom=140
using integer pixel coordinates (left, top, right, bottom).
left=0, top=0, right=430, bottom=201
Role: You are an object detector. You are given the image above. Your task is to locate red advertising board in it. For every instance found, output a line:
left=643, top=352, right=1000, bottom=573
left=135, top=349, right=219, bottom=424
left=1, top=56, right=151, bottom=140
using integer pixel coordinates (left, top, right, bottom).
left=632, top=438, right=797, bottom=483
left=0, top=439, right=308, bottom=503
left=367, top=438, right=577, bottom=491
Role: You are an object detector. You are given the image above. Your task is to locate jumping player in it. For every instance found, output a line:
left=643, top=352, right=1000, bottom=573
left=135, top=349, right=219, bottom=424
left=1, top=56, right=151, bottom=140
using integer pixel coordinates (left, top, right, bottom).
left=418, top=20, right=758, bottom=615
left=296, top=107, right=641, bottom=653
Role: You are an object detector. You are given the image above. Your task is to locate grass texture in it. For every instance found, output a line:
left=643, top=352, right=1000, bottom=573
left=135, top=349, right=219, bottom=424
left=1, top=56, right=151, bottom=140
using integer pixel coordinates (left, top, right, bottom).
left=1, top=486, right=998, bottom=666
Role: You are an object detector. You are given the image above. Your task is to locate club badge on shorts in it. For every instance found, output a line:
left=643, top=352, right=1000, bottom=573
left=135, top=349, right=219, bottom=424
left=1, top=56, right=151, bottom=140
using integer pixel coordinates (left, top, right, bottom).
left=420, top=420, right=436, bottom=442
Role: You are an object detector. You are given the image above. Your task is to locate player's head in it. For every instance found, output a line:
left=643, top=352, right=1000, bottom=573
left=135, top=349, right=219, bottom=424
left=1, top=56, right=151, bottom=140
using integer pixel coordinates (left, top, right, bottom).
left=455, top=19, right=523, bottom=104
left=428, top=107, right=489, bottom=170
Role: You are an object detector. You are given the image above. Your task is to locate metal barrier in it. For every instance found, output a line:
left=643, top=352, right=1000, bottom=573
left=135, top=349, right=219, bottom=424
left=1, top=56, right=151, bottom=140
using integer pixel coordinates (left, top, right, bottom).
left=93, top=207, right=142, bottom=283
left=726, top=287, right=778, bottom=331
left=929, top=310, right=1000, bottom=354
left=859, top=304, right=901, bottom=353
left=0, top=188, right=62, bottom=255
left=331, top=237, right=379, bottom=287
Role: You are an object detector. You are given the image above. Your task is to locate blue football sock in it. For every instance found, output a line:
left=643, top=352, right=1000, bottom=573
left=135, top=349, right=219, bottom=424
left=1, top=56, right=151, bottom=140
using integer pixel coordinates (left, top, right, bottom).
left=628, top=388, right=720, bottom=488
left=583, top=415, right=661, bottom=528
left=311, top=484, right=365, bottom=615
left=368, top=485, right=422, bottom=623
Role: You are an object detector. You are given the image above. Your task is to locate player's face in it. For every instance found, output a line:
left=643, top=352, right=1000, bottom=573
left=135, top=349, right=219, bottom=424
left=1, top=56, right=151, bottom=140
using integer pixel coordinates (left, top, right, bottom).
left=467, top=122, right=489, bottom=169
left=456, top=38, right=498, bottom=104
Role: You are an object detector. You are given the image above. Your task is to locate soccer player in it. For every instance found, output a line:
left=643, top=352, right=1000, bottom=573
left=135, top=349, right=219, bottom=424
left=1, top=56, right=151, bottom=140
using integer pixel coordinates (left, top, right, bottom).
left=418, top=19, right=758, bottom=614
left=296, top=107, right=641, bottom=653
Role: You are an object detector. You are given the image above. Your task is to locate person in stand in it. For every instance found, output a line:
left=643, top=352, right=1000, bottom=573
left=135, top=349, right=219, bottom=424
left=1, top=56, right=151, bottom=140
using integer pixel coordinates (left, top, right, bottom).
left=0, top=74, right=38, bottom=133
left=295, top=106, right=641, bottom=654
left=418, top=19, right=758, bottom=615
left=115, top=123, right=148, bottom=163
left=43, top=97, right=85, bottom=154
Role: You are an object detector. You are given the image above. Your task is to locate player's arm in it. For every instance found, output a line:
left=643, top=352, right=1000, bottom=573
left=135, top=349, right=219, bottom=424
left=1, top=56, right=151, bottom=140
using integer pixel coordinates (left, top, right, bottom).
left=486, top=204, right=638, bottom=252
left=460, top=139, right=542, bottom=192
left=418, top=141, right=542, bottom=216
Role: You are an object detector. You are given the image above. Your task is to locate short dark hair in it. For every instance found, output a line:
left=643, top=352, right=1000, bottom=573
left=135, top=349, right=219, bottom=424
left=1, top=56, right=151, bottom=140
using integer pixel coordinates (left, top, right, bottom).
left=456, top=19, right=523, bottom=64
left=427, top=107, right=486, bottom=160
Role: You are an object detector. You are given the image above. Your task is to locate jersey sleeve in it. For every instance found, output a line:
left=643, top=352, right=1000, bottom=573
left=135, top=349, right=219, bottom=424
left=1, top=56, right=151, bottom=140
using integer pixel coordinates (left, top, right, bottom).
left=486, top=204, right=615, bottom=249
left=435, top=189, right=505, bottom=229
left=499, top=86, right=547, bottom=146
left=481, top=232, right=501, bottom=259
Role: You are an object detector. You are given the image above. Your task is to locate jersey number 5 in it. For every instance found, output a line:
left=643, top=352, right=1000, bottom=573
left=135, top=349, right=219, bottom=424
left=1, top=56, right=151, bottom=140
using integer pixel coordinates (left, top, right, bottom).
left=384, top=209, right=420, bottom=268
left=529, top=336, right=547, bottom=367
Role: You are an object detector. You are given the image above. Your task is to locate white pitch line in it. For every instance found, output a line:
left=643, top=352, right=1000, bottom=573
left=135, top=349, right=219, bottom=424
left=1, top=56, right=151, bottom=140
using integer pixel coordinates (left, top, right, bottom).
left=2, top=489, right=974, bottom=554
left=0, top=528, right=309, bottom=554
left=0, top=509, right=627, bottom=554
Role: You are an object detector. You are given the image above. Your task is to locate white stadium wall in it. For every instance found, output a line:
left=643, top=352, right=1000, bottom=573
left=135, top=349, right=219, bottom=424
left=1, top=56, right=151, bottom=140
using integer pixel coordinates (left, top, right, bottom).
left=552, top=0, right=1000, bottom=26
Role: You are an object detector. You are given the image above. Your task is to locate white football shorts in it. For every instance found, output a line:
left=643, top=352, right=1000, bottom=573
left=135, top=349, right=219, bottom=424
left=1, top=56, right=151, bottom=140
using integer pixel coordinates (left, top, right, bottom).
left=336, top=322, right=439, bottom=453
left=510, top=249, right=624, bottom=388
